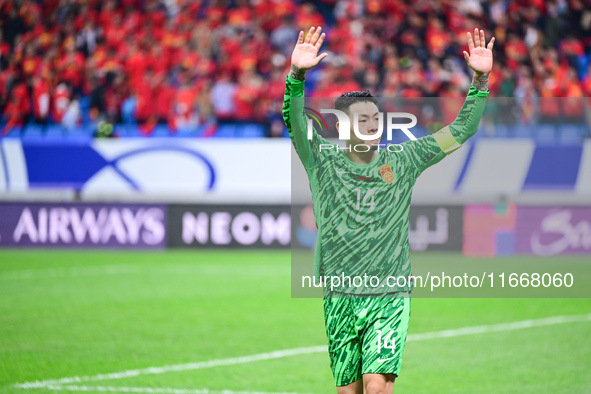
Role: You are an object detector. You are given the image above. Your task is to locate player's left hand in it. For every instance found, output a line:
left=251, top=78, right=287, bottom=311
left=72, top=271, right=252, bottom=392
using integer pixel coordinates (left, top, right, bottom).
left=463, top=28, right=495, bottom=77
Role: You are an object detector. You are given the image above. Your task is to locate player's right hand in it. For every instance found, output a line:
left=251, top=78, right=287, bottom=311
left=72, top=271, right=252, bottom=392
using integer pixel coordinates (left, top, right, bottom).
left=291, top=26, right=328, bottom=71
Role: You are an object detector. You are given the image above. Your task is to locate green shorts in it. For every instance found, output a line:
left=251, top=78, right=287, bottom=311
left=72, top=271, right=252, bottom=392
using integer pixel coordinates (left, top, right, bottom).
left=322, top=293, right=411, bottom=386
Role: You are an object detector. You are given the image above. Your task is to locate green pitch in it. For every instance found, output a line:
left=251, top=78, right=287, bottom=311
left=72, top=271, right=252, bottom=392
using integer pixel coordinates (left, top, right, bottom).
left=0, top=250, right=590, bottom=393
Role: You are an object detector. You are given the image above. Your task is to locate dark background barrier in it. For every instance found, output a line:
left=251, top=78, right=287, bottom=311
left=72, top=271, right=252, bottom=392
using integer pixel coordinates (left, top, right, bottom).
left=2, top=203, right=588, bottom=256
left=167, top=204, right=290, bottom=249
left=0, top=202, right=166, bottom=249
left=408, top=206, right=463, bottom=252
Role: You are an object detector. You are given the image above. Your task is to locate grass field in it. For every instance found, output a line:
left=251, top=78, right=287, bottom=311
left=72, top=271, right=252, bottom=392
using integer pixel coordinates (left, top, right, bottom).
left=1, top=250, right=590, bottom=393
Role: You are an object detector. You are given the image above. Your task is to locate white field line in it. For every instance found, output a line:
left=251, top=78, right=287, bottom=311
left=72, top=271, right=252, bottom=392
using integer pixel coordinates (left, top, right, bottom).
left=13, top=346, right=327, bottom=389
left=13, top=313, right=591, bottom=391
left=405, top=313, right=591, bottom=341
left=42, top=385, right=307, bottom=394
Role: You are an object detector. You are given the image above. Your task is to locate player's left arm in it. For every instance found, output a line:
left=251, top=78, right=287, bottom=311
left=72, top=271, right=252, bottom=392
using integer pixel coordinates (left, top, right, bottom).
left=401, top=28, right=495, bottom=174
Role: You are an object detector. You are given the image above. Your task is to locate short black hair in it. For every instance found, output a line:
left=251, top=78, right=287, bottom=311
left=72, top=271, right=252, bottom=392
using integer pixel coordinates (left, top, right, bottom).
left=334, top=90, right=378, bottom=114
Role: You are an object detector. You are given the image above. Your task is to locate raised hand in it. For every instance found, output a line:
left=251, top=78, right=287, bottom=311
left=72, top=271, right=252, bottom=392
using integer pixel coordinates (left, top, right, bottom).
left=463, top=28, right=495, bottom=78
left=290, top=26, right=328, bottom=80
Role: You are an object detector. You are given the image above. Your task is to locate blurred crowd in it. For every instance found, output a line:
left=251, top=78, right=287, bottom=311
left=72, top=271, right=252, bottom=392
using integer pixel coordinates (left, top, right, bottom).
left=1, top=0, right=591, bottom=137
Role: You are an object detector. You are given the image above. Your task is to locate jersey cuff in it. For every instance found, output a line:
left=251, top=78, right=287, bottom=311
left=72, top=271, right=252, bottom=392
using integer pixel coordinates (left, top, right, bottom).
left=287, top=75, right=305, bottom=84
left=468, top=86, right=489, bottom=97
left=286, top=75, right=305, bottom=96
left=433, top=126, right=462, bottom=155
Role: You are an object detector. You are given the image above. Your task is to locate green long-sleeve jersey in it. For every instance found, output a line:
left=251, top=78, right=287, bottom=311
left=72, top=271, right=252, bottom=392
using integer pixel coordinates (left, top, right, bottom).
left=283, top=75, right=488, bottom=294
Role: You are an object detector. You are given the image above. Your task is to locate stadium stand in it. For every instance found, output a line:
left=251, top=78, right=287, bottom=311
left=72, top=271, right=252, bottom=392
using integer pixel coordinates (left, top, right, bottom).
left=0, top=0, right=590, bottom=140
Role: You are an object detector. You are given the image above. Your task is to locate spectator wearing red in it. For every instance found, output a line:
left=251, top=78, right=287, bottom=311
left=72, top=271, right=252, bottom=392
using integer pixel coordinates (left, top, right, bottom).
left=73, top=4, right=98, bottom=31
left=175, top=45, right=200, bottom=76
left=17, top=0, right=41, bottom=31
left=561, top=68, right=584, bottom=123
left=125, top=41, right=148, bottom=90
left=227, top=1, right=252, bottom=27
left=100, top=47, right=124, bottom=76
left=295, top=3, right=325, bottom=30
left=559, top=34, right=585, bottom=68
left=505, top=33, right=529, bottom=72
left=100, top=0, right=122, bottom=40
left=154, top=75, right=174, bottom=125
left=147, top=43, right=169, bottom=76
left=21, top=44, right=41, bottom=78
left=51, top=82, right=71, bottom=124
left=233, top=68, right=263, bottom=122
left=171, top=75, right=199, bottom=131
left=0, top=32, right=12, bottom=69
left=425, top=17, right=450, bottom=58
left=161, top=20, right=185, bottom=66
left=1, top=74, right=29, bottom=135
left=134, top=68, right=158, bottom=134
left=121, top=5, right=144, bottom=36
left=144, top=0, right=167, bottom=30
left=57, top=39, right=85, bottom=92
left=34, top=22, right=56, bottom=53
left=255, top=0, right=296, bottom=31
left=203, top=1, right=227, bottom=29
left=32, top=74, right=50, bottom=123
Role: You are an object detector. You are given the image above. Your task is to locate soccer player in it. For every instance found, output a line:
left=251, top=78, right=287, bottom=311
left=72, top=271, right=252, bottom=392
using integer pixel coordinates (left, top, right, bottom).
left=283, top=27, right=494, bottom=393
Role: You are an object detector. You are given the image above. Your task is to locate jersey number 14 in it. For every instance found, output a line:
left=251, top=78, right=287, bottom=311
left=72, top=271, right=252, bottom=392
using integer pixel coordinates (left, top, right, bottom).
left=353, top=188, right=376, bottom=213
left=376, top=329, right=396, bottom=354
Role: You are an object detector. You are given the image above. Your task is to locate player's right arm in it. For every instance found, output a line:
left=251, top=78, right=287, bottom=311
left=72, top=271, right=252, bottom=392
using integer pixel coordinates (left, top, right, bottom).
left=282, top=27, right=328, bottom=170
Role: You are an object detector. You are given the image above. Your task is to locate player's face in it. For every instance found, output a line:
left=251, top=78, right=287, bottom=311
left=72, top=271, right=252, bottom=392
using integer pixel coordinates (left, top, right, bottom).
left=346, top=101, right=381, bottom=150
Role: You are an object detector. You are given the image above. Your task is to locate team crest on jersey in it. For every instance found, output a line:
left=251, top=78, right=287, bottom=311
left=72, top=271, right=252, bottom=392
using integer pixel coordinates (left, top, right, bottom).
left=379, top=164, right=395, bottom=183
